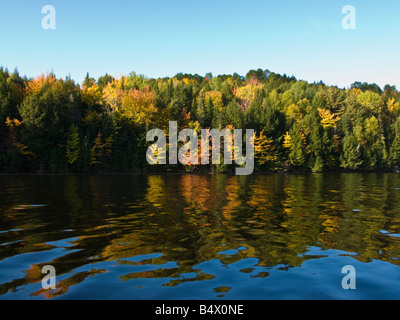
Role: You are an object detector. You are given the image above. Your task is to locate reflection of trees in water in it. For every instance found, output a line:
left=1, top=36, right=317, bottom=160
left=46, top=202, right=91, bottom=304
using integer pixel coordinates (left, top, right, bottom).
left=103, top=173, right=400, bottom=284
left=0, top=173, right=400, bottom=297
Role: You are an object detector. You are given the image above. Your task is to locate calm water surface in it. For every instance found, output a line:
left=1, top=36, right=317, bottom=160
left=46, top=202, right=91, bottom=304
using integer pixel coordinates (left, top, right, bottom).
left=0, top=173, right=400, bottom=300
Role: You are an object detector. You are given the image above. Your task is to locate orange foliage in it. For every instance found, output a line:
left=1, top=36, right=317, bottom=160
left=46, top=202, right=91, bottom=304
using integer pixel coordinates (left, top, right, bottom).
left=25, top=73, right=58, bottom=95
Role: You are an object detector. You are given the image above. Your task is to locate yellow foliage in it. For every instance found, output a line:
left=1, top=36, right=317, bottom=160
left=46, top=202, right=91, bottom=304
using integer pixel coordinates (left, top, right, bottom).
left=233, top=84, right=262, bottom=110
left=182, top=78, right=195, bottom=85
left=188, top=120, right=201, bottom=134
left=254, top=130, right=276, bottom=164
left=351, top=88, right=362, bottom=96
left=102, top=79, right=124, bottom=111
left=15, top=143, right=36, bottom=159
left=318, top=108, right=340, bottom=129
left=5, top=117, right=23, bottom=128
left=286, top=104, right=302, bottom=123
left=120, top=88, right=157, bottom=125
left=201, top=90, right=224, bottom=111
left=81, top=83, right=102, bottom=106
left=102, top=77, right=158, bottom=124
left=387, top=98, right=399, bottom=117
left=283, top=132, right=291, bottom=149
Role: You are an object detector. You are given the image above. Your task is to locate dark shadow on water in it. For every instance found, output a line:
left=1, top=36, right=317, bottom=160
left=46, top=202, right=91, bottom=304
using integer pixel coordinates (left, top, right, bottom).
left=0, top=173, right=400, bottom=299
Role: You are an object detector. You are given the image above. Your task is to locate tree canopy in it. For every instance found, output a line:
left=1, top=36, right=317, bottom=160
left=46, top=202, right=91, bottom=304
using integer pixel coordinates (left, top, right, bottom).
left=0, top=67, right=399, bottom=173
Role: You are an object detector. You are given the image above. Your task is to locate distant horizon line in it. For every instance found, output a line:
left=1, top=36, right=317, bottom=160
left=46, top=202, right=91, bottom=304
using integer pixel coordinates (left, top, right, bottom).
left=1, top=65, right=397, bottom=92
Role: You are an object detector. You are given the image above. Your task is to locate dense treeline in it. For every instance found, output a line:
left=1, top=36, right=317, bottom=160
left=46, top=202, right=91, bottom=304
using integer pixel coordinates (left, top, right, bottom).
left=0, top=67, right=399, bottom=173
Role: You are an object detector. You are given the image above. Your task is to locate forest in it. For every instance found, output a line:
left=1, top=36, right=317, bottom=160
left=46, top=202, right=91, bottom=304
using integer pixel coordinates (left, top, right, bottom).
left=0, top=67, right=399, bottom=174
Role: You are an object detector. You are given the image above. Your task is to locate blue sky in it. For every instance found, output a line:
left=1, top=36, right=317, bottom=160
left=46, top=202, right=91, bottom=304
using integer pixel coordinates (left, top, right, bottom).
left=0, top=0, right=399, bottom=89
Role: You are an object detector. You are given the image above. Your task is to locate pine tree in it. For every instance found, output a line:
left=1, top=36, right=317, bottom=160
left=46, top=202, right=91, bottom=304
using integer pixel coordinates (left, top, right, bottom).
left=66, top=125, right=80, bottom=166
left=288, top=124, right=306, bottom=168
left=389, top=117, right=400, bottom=167
left=340, top=134, right=363, bottom=170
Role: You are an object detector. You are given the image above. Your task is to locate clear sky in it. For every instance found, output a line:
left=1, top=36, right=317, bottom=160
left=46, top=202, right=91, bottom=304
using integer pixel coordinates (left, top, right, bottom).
left=0, top=0, right=399, bottom=89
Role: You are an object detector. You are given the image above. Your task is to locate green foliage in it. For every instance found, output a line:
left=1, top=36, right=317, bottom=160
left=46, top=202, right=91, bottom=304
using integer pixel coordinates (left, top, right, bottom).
left=389, top=118, right=400, bottom=167
left=340, top=134, right=363, bottom=170
left=312, top=156, right=324, bottom=173
left=288, top=124, right=306, bottom=168
left=357, top=91, right=382, bottom=114
left=66, top=125, right=80, bottom=166
left=0, top=68, right=399, bottom=173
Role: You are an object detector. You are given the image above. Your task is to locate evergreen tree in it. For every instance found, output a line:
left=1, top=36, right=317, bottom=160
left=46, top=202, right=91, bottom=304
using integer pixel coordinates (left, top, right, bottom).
left=389, top=118, right=400, bottom=167
left=340, top=134, right=363, bottom=170
left=0, top=68, right=398, bottom=173
left=288, top=123, right=306, bottom=168
left=66, top=124, right=81, bottom=168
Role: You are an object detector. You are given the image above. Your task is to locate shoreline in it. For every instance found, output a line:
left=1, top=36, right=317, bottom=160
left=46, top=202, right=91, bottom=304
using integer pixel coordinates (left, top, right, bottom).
left=1, top=169, right=399, bottom=176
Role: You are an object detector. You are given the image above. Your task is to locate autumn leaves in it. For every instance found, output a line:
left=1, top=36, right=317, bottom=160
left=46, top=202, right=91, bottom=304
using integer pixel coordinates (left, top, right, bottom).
left=1, top=68, right=399, bottom=174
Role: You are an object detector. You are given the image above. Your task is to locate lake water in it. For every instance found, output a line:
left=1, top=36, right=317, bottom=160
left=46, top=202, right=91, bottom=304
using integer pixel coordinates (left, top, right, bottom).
left=0, top=173, right=400, bottom=300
